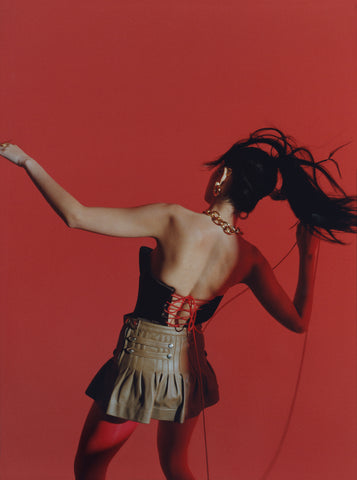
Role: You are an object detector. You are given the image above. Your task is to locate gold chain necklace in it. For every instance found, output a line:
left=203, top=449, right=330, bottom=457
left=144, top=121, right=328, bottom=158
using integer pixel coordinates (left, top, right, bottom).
left=202, top=209, right=242, bottom=235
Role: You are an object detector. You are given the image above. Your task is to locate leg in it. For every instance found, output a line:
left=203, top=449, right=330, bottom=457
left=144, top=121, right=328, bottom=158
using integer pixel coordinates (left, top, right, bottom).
left=74, top=401, right=137, bottom=480
left=157, top=415, right=200, bottom=480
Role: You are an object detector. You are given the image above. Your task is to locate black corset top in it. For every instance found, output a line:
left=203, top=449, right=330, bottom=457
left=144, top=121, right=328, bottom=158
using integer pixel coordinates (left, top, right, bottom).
left=128, top=246, right=223, bottom=326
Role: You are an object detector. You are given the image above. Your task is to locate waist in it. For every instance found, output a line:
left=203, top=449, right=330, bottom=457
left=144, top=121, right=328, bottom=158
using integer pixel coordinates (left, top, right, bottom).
left=131, top=293, right=222, bottom=328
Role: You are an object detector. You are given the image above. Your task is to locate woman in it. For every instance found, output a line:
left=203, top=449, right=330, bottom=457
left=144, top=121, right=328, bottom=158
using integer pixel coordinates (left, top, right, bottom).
left=1, top=128, right=356, bottom=480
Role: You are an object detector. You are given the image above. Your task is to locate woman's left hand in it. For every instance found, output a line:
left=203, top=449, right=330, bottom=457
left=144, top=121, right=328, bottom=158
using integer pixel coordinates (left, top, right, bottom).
left=0, top=143, right=31, bottom=167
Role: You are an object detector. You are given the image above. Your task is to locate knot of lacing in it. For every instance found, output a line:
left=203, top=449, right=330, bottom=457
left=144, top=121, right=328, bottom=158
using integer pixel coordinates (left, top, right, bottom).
left=164, top=294, right=203, bottom=332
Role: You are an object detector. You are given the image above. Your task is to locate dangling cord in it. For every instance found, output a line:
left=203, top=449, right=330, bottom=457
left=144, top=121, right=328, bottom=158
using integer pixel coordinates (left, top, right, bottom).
left=164, top=295, right=211, bottom=480
left=258, top=325, right=309, bottom=480
left=258, top=241, right=320, bottom=480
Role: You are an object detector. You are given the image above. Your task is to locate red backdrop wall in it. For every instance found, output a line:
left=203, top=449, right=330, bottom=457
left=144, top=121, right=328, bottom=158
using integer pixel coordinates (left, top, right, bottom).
left=0, top=1, right=356, bottom=479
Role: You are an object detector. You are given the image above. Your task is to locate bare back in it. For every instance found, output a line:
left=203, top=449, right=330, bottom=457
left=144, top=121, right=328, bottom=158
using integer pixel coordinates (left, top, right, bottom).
left=150, top=204, right=255, bottom=301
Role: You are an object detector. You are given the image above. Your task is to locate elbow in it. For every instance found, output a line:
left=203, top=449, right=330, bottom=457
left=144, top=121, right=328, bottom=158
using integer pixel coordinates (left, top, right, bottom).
left=284, top=316, right=306, bottom=334
left=291, top=310, right=308, bottom=334
left=65, top=215, right=80, bottom=229
left=66, top=218, right=77, bottom=228
left=66, top=205, right=84, bottom=229
left=278, top=318, right=306, bottom=334
left=294, top=324, right=306, bottom=334
left=65, top=212, right=78, bottom=228
left=282, top=313, right=307, bottom=334
left=291, top=319, right=307, bottom=334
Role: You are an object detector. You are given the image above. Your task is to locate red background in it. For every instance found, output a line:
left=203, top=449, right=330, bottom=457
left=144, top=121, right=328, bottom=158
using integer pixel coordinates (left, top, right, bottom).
left=0, top=1, right=356, bottom=479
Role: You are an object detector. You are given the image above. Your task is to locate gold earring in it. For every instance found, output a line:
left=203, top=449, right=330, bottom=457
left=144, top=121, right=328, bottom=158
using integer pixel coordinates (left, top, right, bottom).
left=213, top=181, right=222, bottom=197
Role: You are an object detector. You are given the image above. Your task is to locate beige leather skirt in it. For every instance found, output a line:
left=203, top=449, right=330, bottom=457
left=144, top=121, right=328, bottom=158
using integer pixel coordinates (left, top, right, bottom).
left=85, top=316, right=219, bottom=423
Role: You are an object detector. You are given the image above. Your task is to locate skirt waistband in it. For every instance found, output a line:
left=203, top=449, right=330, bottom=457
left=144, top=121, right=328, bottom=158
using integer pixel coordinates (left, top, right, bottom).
left=115, top=315, right=205, bottom=374
left=123, top=314, right=194, bottom=335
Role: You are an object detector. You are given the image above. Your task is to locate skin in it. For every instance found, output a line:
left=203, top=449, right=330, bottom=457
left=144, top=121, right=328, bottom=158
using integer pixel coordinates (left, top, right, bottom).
left=0, top=144, right=319, bottom=480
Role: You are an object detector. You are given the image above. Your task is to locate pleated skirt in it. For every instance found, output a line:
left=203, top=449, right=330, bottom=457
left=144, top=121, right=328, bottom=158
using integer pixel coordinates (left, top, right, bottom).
left=85, top=316, right=219, bottom=424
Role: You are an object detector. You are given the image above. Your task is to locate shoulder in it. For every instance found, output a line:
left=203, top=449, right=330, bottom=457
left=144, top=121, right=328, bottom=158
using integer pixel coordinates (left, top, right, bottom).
left=233, top=237, right=269, bottom=285
left=163, top=204, right=200, bottom=222
left=242, top=242, right=275, bottom=288
left=166, top=203, right=193, bottom=214
left=250, top=244, right=267, bottom=265
left=144, top=203, right=192, bottom=232
left=137, top=202, right=178, bottom=218
left=150, top=203, right=186, bottom=214
left=246, top=244, right=272, bottom=275
left=237, top=235, right=262, bottom=263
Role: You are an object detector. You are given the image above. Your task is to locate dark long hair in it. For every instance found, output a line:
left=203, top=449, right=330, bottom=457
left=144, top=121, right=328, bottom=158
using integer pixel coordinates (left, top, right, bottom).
left=205, top=128, right=357, bottom=243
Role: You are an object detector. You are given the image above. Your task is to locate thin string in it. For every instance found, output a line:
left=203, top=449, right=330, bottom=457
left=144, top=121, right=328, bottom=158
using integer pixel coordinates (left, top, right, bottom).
left=258, top=241, right=320, bottom=480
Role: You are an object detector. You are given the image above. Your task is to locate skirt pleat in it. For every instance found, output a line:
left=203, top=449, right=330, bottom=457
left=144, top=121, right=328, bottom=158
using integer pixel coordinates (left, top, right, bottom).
left=85, top=316, right=219, bottom=424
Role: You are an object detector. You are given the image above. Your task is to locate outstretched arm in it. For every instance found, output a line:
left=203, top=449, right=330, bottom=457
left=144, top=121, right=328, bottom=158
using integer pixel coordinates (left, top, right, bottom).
left=245, top=224, right=320, bottom=333
left=0, top=143, right=171, bottom=238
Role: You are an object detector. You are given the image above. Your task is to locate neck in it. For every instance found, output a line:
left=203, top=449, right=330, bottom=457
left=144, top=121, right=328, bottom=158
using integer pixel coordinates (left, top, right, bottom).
left=206, top=199, right=237, bottom=224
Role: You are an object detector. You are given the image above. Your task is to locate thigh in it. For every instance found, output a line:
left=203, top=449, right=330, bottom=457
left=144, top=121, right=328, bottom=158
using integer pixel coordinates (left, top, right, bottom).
left=75, top=401, right=137, bottom=456
left=157, top=415, right=200, bottom=458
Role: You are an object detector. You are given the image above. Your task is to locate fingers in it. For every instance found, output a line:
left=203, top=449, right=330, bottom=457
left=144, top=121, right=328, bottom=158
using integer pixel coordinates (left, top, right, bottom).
left=0, top=143, right=27, bottom=167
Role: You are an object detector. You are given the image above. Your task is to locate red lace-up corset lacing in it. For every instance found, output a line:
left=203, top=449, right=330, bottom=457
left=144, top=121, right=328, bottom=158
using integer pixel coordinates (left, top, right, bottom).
left=164, top=294, right=206, bottom=332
